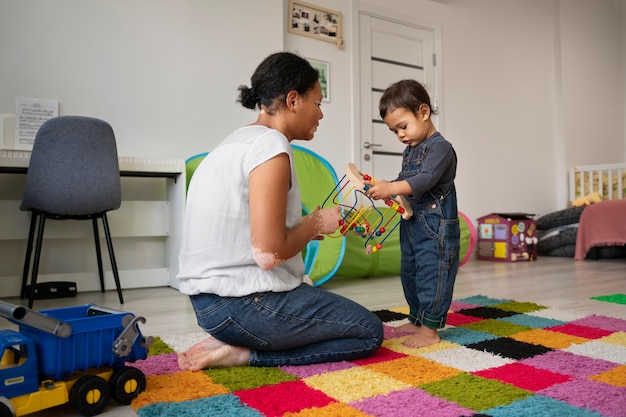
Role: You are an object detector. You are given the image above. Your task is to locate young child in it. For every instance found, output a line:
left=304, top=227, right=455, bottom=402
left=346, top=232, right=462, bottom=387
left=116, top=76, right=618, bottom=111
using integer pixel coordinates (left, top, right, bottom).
left=363, top=79, right=460, bottom=348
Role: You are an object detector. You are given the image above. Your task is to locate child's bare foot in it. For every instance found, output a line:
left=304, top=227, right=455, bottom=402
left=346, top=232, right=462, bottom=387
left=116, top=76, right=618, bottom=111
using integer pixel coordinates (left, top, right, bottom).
left=177, top=335, right=250, bottom=371
left=401, top=326, right=440, bottom=348
left=393, top=322, right=421, bottom=333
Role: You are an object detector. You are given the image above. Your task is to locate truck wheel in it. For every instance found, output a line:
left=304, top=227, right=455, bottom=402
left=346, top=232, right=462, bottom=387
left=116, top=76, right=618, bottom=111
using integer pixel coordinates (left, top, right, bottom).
left=0, top=402, right=14, bottom=417
left=70, top=375, right=111, bottom=416
left=110, top=366, right=147, bottom=405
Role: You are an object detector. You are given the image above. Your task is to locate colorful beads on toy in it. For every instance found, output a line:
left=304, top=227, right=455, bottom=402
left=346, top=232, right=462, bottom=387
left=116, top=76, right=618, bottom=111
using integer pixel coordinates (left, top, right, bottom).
left=322, top=163, right=412, bottom=256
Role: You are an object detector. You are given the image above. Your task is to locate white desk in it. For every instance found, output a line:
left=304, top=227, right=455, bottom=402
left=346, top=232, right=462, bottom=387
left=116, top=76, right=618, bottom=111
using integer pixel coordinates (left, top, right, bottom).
left=0, top=149, right=186, bottom=296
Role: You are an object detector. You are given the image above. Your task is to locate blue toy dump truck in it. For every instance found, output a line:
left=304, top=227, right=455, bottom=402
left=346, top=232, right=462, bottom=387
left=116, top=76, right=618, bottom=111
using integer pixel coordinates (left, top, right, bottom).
left=0, top=301, right=153, bottom=417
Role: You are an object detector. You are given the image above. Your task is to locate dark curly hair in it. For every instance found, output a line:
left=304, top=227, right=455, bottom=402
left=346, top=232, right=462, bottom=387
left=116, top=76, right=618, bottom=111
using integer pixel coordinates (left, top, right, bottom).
left=238, top=52, right=320, bottom=115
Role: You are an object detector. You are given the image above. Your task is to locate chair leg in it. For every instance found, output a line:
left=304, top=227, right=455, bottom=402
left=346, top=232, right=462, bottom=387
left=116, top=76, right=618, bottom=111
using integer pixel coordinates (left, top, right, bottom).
left=101, top=213, right=124, bottom=304
left=28, top=215, right=47, bottom=309
left=92, top=218, right=105, bottom=293
left=21, top=212, right=38, bottom=300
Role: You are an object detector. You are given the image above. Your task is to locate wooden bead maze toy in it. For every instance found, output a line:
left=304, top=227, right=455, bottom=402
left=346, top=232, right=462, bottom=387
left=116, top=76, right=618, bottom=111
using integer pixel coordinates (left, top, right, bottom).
left=322, top=163, right=412, bottom=254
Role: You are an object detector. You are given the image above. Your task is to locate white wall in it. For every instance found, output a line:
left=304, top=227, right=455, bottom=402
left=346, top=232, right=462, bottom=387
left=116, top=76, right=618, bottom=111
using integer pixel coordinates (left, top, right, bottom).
left=286, top=0, right=625, bottom=224
left=0, top=0, right=284, bottom=159
left=0, top=0, right=624, bottom=284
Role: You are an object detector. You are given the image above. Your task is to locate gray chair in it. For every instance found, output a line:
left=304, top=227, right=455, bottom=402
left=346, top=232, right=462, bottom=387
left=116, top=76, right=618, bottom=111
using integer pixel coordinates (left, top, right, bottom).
left=20, top=116, right=124, bottom=308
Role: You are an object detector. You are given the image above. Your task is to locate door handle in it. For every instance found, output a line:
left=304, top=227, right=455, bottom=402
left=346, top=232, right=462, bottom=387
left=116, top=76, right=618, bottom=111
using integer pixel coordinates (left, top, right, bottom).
left=363, top=141, right=382, bottom=149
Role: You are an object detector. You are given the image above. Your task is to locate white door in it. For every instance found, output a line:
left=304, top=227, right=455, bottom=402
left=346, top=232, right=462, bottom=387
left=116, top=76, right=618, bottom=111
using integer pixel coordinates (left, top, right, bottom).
left=358, top=12, right=439, bottom=182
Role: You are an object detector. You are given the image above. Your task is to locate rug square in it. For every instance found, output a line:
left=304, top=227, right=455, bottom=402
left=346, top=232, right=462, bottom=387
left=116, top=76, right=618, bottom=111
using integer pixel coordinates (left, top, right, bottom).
left=280, top=361, right=355, bottom=379
left=352, top=387, right=475, bottom=417
left=136, top=394, right=263, bottom=417
left=510, top=328, right=588, bottom=349
left=304, top=366, right=411, bottom=403
left=365, top=355, right=462, bottom=386
left=591, top=293, right=626, bottom=305
left=546, top=323, right=613, bottom=339
left=283, top=402, right=373, bottom=417
left=484, top=393, right=607, bottom=417
left=206, top=366, right=298, bottom=391
left=132, top=352, right=181, bottom=376
left=570, top=315, right=626, bottom=333
left=564, top=340, right=626, bottom=365
left=455, top=295, right=512, bottom=306
left=527, top=307, right=587, bottom=322
left=450, top=300, right=481, bottom=311
left=351, top=346, right=408, bottom=366
left=421, top=345, right=513, bottom=372
left=420, top=372, right=532, bottom=412
left=132, top=371, right=229, bottom=409
left=499, top=313, right=566, bottom=329
left=473, top=362, right=571, bottom=391
left=467, top=337, right=552, bottom=360
left=461, top=318, right=532, bottom=337
left=589, top=364, right=626, bottom=387
left=235, top=379, right=334, bottom=417
left=491, top=300, right=547, bottom=314
left=457, top=306, right=519, bottom=320
left=374, top=309, right=409, bottom=322
left=445, top=312, right=486, bottom=326
left=439, top=326, right=499, bottom=345
left=146, top=336, right=175, bottom=355
left=158, top=331, right=207, bottom=352
left=521, top=350, right=618, bottom=378
left=389, top=306, right=410, bottom=315
left=384, top=319, right=411, bottom=330
left=600, top=330, right=626, bottom=347
left=539, top=378, right=626, bottom=417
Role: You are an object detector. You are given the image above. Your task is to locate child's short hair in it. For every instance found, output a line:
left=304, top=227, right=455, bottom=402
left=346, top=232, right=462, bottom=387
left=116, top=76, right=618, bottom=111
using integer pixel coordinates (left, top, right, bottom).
left=379, top=79, right=436, bottom=119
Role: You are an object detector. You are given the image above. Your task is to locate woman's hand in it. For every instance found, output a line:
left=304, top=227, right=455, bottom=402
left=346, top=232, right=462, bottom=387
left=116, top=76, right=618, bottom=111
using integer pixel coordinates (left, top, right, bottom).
left=311, top=205, right=341, bottom=235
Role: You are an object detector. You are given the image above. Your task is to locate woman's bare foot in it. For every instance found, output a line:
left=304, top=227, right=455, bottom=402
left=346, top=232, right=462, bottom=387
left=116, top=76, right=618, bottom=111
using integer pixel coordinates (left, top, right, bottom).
left=393, top=322, right=421, bottom=333
left=177, top=335, right=251, bottom=371
left=183, top=334, right=225, bottom=357
left=401, top=326, right=440, bottom=348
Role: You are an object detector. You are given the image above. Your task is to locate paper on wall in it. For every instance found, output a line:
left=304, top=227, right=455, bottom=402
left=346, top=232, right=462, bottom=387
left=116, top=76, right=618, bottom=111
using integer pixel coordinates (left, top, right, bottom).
left=15, top=97, right=59, bottom=150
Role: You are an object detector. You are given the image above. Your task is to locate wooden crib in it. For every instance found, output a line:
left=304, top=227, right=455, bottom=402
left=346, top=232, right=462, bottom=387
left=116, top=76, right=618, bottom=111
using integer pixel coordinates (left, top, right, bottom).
left=568, top=163, right=626, bottom=260
left=568, top=162, right=626, bottom=203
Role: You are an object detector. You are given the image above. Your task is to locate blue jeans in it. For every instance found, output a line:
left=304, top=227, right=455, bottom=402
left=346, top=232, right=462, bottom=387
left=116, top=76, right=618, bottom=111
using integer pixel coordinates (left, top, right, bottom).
left=189, top=283, right=383, bottom=366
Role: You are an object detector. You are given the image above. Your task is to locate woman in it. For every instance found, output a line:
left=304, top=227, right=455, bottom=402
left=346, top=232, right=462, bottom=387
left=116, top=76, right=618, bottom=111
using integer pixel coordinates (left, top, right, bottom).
left=176, top=52, right=383, bottom=370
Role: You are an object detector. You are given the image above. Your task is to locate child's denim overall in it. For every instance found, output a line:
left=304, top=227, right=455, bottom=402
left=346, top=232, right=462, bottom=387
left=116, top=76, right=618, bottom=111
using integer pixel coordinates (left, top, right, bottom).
left=398, top=134, right=460, bottom=329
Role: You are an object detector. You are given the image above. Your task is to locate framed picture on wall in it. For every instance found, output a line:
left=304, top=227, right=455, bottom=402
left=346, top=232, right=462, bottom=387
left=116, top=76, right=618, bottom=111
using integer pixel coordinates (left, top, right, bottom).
left=288, top=0, right=344, bottom=49
left=307, top=58, right=330, bottom=102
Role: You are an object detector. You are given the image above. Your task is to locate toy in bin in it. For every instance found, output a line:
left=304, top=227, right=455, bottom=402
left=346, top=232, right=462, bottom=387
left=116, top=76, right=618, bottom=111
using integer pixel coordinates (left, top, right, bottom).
left=477, top=212, right=537, bottom=262
left=322, top=163, right=412, bottom=254
left=0, top=300, right=153, bottom=417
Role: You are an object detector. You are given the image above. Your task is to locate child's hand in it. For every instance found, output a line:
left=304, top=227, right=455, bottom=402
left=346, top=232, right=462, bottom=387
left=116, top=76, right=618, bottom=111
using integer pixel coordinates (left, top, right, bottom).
left=363, top=180, right=394, bottom=200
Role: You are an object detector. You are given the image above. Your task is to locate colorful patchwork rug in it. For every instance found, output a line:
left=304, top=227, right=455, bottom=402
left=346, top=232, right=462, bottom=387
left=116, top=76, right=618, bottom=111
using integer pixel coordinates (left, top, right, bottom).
left=130, top=295, right=626, bottom=417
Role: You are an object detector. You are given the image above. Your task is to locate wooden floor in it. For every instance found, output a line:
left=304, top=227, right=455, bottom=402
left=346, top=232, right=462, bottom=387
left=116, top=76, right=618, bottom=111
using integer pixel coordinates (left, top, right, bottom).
left=1, top=256, right=624, bottom=417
